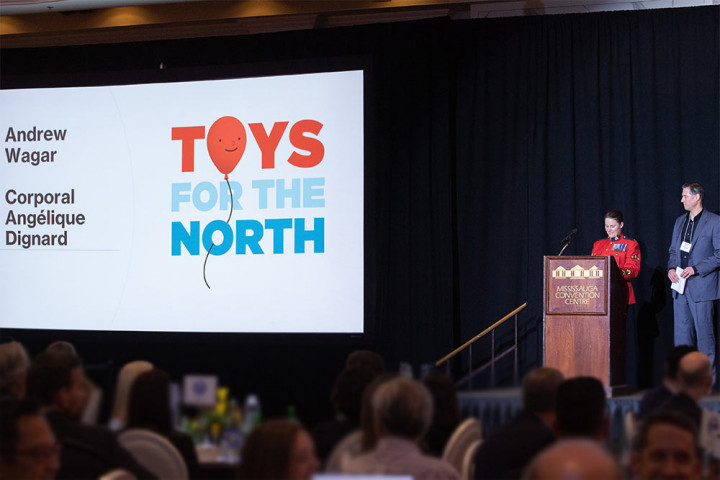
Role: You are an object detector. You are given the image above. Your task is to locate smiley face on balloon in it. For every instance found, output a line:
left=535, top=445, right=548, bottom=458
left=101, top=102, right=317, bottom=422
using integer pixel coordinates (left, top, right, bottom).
left=206, top=116, right=247, bottom=179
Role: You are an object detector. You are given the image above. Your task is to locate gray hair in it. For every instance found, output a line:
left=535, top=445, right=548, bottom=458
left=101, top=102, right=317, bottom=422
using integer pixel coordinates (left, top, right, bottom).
left=372, top=377, right=433, bottom=441
left=682, top=182, right=705, bottom=201
left=0, top=342, right=30, bottom=396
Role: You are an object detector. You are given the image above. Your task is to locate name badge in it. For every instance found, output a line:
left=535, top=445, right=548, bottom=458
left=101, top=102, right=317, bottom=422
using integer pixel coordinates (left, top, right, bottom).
left=681, top=241, right=692, bottom=253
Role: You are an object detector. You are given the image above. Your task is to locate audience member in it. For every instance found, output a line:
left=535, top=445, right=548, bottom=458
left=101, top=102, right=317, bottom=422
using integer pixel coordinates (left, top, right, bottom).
left=126, top=368, right=199, bottom=477
left=359, top=372, right=399, bottom=452
left=312, top=366, right=377, bottom=463
left=659, top=351, right=713, bottom=428
left=637, top=345, right=696, bottom=420
left=342, top=377, right=459, bottom=480
left=109, top=360, right=154, bottom=431
left=555, top=376, right=609, bottom=442
left=629, top=410, right=701, bottom=480
left=0, top=398, right=60, bottom=480
left=346, top=350, right=386, bottom=377
left=0, top=341, right=31, bottom=400
left=239, top=418, right=320, bottom=480
left=44, top=341, right=77, bottom=355
left=421, top=370, right=460, bottom=457
left=474, top=367, right=564, bottom=479
left=44, top=341, right=102, bottom=426
left=523, top=439, right=622, bottom=480
left=25, top=350, right=154, bottom=480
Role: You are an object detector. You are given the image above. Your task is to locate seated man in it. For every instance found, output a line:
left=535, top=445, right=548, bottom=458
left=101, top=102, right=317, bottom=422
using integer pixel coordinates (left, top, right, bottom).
left=629, top=410, right=702, bottom=480
left=555, top=376, right=609, bottom=443
left=474, top=367, right=563, bottom=479
left=342, top=376, right=459, bottom=480
left=26, top=350, right=155, bottom=480
left=0, top=398, right=60, bottom=480
left=659, top=351, right=714, bottom=428
left=523, top=439, right=622, bottom=480
left=637, top=345, right=696, bottom=420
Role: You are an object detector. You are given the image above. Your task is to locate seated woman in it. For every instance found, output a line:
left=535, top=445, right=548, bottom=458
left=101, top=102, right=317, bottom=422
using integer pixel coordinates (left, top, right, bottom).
left=239, top=419, right=320, bottom=480
left=109, top=360, right=153, bottom=431
left=126, top=369, right=199, bottom=477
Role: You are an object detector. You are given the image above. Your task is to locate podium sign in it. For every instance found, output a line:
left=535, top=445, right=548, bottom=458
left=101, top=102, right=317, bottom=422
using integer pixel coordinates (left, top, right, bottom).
left=543, top=256, right=627, bottom=396
left=545, top=257, right=608, bottom=315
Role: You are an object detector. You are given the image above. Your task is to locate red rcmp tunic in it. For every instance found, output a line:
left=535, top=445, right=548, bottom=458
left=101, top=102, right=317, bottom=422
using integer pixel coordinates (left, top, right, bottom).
left=591, top=233, right=641, bottom=305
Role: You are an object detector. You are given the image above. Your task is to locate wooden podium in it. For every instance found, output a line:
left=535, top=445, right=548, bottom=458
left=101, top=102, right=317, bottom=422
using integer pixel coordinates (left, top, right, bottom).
left=543, top=256, right=628, bottom=396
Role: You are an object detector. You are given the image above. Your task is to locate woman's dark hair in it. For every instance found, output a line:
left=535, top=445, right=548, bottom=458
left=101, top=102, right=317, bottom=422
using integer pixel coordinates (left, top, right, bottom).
left=239, top=419, right=302, bottom=480
left=421, top=370, right=460, bottom=456
left=126, top=369, right=173, bottom=434
left=604, top=210, right=624, bottom=224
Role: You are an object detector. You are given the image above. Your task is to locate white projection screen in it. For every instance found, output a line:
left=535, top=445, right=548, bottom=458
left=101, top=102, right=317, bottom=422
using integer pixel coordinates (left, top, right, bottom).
left=0, top=70, right=364, bottom=333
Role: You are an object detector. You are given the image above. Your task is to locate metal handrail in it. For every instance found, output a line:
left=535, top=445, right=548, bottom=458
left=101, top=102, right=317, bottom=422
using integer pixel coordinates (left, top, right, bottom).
left=435, top=302, right=527, bottom=389
left=435, top=302, right=527, bottom=366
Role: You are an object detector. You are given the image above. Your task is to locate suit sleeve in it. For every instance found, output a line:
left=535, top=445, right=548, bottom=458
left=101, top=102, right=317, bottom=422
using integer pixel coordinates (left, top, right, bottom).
left=693, top=216, right=720, bottom=277
left=668, top=218, right=682, bottom=271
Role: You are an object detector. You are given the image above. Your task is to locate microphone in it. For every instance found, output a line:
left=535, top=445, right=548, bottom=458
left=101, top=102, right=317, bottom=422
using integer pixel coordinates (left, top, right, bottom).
left=559, top=228, right=578, bottom=245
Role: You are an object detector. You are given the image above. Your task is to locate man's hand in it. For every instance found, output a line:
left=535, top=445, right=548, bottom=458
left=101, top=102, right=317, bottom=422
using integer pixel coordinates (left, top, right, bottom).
left=679, top=266, right=696, bottom=279
left=668, top=269, right=680, bottom=283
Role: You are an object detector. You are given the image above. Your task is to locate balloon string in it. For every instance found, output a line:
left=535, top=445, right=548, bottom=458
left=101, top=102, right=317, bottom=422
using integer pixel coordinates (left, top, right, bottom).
left=203, top=244, right=213, bottom=289
left=203, top=179, right=235, bottom=289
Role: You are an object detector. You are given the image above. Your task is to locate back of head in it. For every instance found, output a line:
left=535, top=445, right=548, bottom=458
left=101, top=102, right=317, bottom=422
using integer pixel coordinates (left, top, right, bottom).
left=110, top=360, right=154, bottom=428
left=678, top=352, right=712, bottom=396
left=0, top=341, right=31, bottom=399
left=45, top=341, right=77, bottom=355
left=555, top=377, right=607, bottom=440
left=346, top=350, right=385, bottom=377
left=524, top=439, right=621, bottom=480
left=331, top=367, right=376, bottom=423
left=240, top=419, right=302, bottom=480
left=372, top=377, right=433, bottom=442
left=665, top=345, right=697, bottom=381
left=26, top=350, right=82, bottom=406
left=360, top=372, right=398, bottom=451
left=422, top=370, right=460, bottom=428
left=127, top=369, right=172, bottom=434
left=522, top=367, right=564, bottom=414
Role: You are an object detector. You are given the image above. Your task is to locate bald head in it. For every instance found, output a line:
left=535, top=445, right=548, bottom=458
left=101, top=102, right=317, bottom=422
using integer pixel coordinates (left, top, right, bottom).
left=678, top=352, right=712, bottom=401
left=523, top=440, right=622, bottom=480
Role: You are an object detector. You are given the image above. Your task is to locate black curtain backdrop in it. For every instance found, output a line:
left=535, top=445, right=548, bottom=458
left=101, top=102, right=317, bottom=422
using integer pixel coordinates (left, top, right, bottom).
left=454, top=7, right=720, bottom=387
left=1, top=6, right=718, bottom=424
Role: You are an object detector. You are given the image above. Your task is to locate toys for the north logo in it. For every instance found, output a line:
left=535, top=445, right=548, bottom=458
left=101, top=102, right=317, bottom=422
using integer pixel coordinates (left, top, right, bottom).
left=171, top=116, right=326, bottom=288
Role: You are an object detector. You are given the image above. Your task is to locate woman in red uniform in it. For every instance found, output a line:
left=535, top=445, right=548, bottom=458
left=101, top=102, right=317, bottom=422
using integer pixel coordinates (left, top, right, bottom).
left=591, top=210, right=641, bottom=304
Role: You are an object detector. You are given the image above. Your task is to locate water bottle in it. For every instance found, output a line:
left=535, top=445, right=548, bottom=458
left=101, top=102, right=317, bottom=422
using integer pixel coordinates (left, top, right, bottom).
left=242, top=394, right=261, bottom=434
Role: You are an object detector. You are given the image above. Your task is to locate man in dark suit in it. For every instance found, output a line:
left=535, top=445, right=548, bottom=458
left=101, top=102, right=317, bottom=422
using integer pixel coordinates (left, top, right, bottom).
left=26, top=351, right=155, bottom=480
left=667, top=182, right=720, bottom=378
left=473, top=367, right=563, bottom=479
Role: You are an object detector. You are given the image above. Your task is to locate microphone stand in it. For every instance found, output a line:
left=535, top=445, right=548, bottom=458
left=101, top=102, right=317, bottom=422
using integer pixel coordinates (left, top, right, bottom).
left=557, top=228, right=577, bottom=256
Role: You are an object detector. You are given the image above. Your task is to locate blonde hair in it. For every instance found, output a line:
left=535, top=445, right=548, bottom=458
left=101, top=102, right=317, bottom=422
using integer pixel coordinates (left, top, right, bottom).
left=109, top=360, right=153, bottom=430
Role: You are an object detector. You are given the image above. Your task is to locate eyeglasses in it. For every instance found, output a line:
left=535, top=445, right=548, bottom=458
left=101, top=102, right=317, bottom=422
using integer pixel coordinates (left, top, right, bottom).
left=13, top=443, right=61, bottom=460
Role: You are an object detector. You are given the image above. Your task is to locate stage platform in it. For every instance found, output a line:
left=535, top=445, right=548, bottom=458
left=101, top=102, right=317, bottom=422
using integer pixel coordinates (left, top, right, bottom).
left=459, top=388, right=720, bottom=450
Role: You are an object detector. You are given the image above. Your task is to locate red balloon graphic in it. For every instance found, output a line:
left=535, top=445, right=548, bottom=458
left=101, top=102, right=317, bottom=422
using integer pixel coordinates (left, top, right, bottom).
left=206, top=116, right=247, bottom=179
